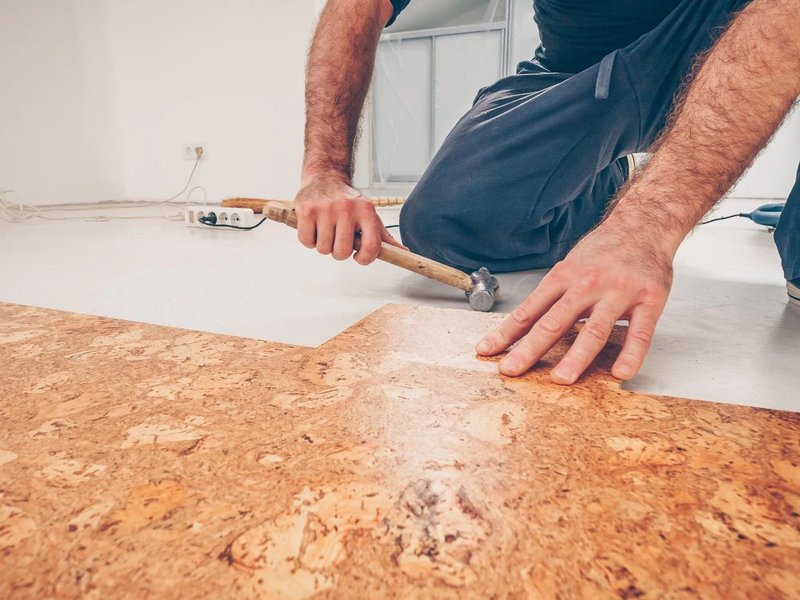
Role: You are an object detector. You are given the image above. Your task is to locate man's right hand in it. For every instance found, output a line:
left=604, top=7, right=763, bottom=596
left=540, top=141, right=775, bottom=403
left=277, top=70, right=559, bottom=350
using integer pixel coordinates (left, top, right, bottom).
left=294, top=175, right=405, bottom=266
left=297, top=0, right=399, bottom=265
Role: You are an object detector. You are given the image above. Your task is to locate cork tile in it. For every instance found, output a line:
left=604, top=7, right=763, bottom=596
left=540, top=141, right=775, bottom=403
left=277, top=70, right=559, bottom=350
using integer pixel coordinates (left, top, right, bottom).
left=0, top=301, right=798, bottom=599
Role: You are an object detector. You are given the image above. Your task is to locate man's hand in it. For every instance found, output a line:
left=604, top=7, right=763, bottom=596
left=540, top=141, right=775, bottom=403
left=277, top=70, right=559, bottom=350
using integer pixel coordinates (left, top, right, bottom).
left=477, top=0, right=800, bottom=384
left=296, top=0, right=396, bottom=264
left=295, top=175, right=405, bottom=265
left=476, top=220, right=673, bottom=383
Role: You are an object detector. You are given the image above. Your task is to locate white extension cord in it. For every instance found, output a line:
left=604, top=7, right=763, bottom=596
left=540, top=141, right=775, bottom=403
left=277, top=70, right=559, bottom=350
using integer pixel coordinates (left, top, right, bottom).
left=0, top=153, right=206, bottom=224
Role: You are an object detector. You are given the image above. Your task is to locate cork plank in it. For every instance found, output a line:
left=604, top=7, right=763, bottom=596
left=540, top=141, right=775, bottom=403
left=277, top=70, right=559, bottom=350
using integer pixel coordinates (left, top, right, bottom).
left=0, top=302, right=798, bottom=598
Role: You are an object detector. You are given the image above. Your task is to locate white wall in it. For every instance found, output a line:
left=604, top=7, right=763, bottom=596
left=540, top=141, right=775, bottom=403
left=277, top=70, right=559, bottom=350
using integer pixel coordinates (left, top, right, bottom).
left=0, top=0, right=317, bottom=205
left=731, top=109, right=800, bottom=199
left=0, top=0, right=796, bottom=206
left=105, top=0, right=317, bottom=202
left=0, top=0, right=125, bottom=204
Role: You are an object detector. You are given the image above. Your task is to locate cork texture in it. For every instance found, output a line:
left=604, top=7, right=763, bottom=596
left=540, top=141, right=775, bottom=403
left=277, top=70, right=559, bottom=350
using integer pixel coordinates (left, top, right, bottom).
left=0, top=301, right=798, bottom=598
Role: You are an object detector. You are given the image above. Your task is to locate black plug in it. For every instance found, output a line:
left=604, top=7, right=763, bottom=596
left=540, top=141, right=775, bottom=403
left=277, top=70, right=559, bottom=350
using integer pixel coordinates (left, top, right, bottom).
left=200, top=212, right=217, bottom=226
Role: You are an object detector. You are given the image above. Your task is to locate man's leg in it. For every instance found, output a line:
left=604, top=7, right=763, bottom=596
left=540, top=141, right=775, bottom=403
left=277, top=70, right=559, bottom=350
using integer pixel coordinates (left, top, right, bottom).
left=400, top=0, right=751, bottom=273
left=774, top=162, right=800, bottom=294
left=400, top=63, right=631, bottom=273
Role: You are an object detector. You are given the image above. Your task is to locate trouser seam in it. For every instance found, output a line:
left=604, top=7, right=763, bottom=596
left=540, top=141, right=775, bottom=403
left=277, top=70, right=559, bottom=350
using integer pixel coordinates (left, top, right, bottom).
left=617, top=53, right=644, bottom=150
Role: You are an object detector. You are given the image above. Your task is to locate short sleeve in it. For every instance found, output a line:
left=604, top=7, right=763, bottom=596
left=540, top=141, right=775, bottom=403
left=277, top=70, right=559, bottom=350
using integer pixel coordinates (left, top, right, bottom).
left=385, top=0, right=411, bottom=27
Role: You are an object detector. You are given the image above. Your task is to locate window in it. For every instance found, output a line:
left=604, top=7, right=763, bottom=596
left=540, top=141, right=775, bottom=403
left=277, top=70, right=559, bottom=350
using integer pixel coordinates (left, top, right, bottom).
left=370, top=0, right=511, bottom=189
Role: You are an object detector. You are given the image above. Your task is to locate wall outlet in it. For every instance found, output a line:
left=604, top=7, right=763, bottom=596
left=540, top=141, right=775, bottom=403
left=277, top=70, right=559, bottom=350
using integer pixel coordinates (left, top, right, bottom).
left=183, top=206, right=258, bottom=229
left=183, top=143, right=208, bottom=161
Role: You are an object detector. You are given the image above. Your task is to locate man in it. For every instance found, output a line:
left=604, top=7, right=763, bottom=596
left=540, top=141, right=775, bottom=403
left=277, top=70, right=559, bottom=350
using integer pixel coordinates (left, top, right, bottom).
left=295, top=0, right=800, bottom=384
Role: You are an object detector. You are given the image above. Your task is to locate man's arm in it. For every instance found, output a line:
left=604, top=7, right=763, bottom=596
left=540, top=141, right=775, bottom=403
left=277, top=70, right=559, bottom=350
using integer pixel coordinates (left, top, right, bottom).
left=296, top=0, right=401, bottom=265
left=477, top=0, right=800, bottom=383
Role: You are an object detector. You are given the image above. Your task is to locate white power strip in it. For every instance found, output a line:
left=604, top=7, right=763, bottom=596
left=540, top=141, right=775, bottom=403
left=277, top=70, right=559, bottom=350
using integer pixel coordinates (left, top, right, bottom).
left=183, top=205, right=259, bottom=229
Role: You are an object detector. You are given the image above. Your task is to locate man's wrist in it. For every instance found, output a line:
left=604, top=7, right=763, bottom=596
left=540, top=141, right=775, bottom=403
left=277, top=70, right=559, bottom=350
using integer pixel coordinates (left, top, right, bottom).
left=601, top=198, right=687, bottom=259
left=300, top=164, right=351, bottom=188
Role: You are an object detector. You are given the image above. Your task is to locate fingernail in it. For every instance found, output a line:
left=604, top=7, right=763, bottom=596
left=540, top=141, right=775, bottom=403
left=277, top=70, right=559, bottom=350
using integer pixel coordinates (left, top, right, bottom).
left=617, top=364, right=633, bottom=379
left=476, top=339, right=493, bottom=354
left=552, top=366, right=574, bottom=383
left=500, top=357, right=521, bottom=373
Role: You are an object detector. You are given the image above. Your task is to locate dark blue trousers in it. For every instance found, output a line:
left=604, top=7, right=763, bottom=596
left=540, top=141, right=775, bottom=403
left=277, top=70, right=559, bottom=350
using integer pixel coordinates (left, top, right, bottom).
left=399, top=0, right=798, bottom=281
left=776, top=167, right=800, bottom=281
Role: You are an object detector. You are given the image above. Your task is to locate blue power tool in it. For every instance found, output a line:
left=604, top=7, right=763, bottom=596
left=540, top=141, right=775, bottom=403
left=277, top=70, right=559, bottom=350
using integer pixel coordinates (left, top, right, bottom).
left=747, top=203, right=784, bottom=227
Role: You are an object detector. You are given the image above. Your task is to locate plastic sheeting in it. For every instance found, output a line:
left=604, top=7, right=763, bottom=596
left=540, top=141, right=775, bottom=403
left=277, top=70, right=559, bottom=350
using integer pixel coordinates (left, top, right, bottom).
left=371, top=0, right=510, bottom=186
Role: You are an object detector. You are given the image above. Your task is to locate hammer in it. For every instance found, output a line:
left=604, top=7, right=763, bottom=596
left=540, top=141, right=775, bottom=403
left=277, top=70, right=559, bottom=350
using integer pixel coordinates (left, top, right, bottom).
left=261, top=202, right=500, bottom=312
left=222, top=196, right=406, bottom=212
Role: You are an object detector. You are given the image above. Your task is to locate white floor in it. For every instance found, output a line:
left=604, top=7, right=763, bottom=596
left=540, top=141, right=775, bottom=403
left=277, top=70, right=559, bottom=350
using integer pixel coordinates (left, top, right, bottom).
left=1, top=198, right=797, bottom=412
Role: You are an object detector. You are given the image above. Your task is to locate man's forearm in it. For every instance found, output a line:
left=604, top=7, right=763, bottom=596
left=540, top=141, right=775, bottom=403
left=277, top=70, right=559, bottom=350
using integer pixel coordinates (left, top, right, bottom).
left=295, top=1, right=399, bottom=266
left=302, top=0, right=390, bottom=184
left=478, top=0, right=800, bottom=384
left=608, top=0, right=800, bottom=252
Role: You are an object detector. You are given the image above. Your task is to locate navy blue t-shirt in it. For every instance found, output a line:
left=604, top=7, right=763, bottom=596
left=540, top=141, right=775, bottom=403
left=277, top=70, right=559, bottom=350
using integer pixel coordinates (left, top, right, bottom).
left=387, top=0, right=681, bottom=73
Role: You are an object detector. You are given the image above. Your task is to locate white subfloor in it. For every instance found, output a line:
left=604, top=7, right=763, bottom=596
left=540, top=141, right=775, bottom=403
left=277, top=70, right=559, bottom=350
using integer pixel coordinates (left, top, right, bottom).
left=1, top=197, right=797, bottom=411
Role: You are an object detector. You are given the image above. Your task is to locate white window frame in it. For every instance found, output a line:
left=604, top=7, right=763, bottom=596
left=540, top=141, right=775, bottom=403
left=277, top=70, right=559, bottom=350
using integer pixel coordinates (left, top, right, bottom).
left=369, top=2, right=513, bottom=190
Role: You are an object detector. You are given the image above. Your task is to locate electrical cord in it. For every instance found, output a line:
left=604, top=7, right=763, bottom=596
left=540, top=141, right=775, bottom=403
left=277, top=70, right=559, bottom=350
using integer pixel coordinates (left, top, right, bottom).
left=196, top=214, right=400, bottom=233
left=0, top=151, right=205, bottom=223
left=198, top=215, right=752, bottom=231
left=199, top=215, right=268, bottom=231
left=700, top=203, right=785, bottom=228
left=0, top=191, right=191, bottom=223
left=699, top=213, right=748, bottom=225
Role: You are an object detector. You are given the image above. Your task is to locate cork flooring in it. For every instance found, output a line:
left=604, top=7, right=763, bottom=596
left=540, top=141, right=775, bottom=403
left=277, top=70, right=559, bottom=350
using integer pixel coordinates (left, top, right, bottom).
left=1, top=301, right=799, bottom=598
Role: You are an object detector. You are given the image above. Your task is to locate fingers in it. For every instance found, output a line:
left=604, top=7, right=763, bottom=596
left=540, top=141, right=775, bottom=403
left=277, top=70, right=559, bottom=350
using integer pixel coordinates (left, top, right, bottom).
left=354, top=224, right=408, bottom=265
left=381, top=227, right=409, bottom=251
left=315, top=214, right=335, bottom=255
left=354, top=219, right=383, bottom=266
left=296, top=205, right=316, bottom=249
left=296, top=194, right=390, bottom=265
left=498, top=293, right=588, bottom=377
left=550, top=303, right=623, bottom=385
left=471, top=219, right=672, bottom=384
left=612, top=306, right=660, bottom=381
left=476, top=273, right=567, bottom=357
left=294, top=181, right=372, bottom=260
left=332, top=213, right=355, bottom=261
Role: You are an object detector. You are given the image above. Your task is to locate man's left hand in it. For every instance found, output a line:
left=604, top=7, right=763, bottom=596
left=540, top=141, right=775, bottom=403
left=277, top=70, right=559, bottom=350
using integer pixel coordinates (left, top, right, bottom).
left=476, top=220, right=674, bottom=384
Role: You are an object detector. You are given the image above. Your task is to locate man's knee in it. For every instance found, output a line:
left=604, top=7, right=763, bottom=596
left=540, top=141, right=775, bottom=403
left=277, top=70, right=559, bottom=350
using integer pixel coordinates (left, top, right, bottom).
left=398, top=184, right=482, bottom=271
left=398, top=191, right=443, bottom=261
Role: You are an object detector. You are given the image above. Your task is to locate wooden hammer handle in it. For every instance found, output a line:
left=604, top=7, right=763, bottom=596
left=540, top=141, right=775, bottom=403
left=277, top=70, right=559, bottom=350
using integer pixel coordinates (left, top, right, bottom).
left=375, top=244, right=473, bottom=292
left=265, top=203, right=301, bottom=228
left=223, top=196, right=405, bottom=213
left=263, top=204, right=472, bottom=292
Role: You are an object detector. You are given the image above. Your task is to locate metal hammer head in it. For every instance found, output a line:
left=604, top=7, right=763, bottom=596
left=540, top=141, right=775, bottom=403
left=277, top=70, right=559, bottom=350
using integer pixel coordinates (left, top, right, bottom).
left=466, top=267, right=499, bottom=312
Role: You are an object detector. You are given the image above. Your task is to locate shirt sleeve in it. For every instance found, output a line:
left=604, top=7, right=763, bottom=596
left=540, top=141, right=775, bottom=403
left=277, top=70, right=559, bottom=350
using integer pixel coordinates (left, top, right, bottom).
left=385, top=0, right=411, bottom=27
